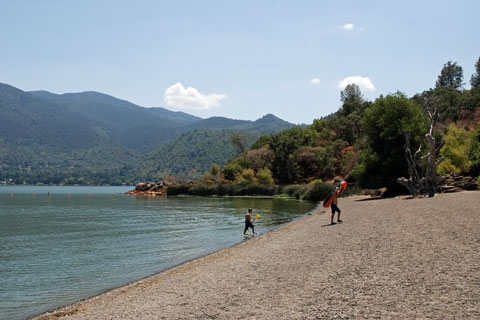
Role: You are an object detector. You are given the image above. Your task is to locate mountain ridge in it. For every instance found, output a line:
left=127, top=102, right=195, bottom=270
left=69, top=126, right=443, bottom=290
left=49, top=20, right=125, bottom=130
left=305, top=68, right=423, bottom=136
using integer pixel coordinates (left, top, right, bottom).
left=0, top=82, right=297, bottom=183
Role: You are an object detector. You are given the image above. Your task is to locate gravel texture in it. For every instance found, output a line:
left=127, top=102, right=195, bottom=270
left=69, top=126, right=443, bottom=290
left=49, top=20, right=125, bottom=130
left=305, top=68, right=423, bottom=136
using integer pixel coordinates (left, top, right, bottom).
left=32, top=191, right=480, bottom=319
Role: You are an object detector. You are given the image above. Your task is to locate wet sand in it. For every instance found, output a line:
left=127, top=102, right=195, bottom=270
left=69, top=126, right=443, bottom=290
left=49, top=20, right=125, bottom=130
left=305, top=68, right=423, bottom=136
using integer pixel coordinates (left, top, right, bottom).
left=32, top=191, right=480, bottom=319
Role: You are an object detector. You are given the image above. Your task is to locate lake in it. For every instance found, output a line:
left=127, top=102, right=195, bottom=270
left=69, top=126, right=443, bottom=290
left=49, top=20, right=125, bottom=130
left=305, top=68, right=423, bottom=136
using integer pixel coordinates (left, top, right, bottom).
left=0, top=186, right=317, bottom=320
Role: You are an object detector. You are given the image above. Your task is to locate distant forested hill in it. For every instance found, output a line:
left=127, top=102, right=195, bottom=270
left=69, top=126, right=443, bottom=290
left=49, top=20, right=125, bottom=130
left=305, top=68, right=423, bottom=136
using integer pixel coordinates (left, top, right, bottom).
left=137, top=129, right=261, bottom=181
left=136, top=114, right=296, bottom=181
left=187, top=114, right=295, bottom=134
left=28, top=89, right=200, bottom=152
left=0, top=82, right=296, bottom=184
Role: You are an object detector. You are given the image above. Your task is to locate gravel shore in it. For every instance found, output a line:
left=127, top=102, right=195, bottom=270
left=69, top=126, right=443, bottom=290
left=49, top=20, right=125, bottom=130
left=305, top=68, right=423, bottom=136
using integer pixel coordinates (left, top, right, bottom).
left=32, top=191, right=480, bottom=319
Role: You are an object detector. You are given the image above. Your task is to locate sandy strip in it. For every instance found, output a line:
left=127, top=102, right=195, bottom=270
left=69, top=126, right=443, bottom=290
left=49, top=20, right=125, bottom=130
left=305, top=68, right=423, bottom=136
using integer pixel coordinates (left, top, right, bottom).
left=32, top=191, right=480, bottom=319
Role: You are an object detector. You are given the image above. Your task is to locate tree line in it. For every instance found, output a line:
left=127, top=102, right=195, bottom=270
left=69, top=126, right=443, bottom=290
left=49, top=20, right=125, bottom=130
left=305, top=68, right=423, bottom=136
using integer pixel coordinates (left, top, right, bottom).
left=211, top=57, right=480, bottom=195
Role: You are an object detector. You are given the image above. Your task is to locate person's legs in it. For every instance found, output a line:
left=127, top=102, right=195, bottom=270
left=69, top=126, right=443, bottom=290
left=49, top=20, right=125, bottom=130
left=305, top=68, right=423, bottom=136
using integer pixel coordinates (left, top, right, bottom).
left=331, top=204, right=342, bottom=224
left=331, top=205, right=336, bottom=224
left=244, top=223, right=249, bottom=234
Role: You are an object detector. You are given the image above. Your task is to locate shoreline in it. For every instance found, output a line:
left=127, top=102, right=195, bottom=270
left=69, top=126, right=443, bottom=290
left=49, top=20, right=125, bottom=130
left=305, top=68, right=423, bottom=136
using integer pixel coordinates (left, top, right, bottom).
left=28, top=203, right=321, bottom=320
left=32, top=191, right=480, bottom=319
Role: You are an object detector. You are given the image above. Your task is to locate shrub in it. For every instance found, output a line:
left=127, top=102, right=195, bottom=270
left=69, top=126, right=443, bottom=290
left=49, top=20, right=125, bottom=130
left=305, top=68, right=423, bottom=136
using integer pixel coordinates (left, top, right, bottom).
left=166, top=183, right=278, bottom=196
left=282, top=185, right=308, bottom=199
left=235, top=169, right=256, bottom=186
left=302, top=181, right=332, bottom=201
left=189, top=184, right=217, bottom=196
left=256, top=167, right=274, bottom=185
left=222, top=162, right=242, bottom=181
left=166, top=184, right=191, bottom=196
left=469, top=123, right=480, bottom=176
left=237, top=184, right=277, bottom=196
left=216, top=183, right=235, bottom=196
left=438, top=123, right=472, bottom=173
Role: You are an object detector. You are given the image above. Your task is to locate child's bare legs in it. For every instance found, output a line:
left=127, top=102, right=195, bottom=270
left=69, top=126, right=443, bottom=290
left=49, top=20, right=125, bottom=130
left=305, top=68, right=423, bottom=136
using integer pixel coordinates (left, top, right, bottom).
left=331, top=204, right=342, bottom=224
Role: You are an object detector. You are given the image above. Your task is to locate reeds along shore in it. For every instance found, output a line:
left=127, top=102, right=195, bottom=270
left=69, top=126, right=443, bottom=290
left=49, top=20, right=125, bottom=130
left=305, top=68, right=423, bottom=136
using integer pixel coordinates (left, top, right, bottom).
left=128, top=181, right=354, bottom=201
left=33, top=191, right=480, bottom=320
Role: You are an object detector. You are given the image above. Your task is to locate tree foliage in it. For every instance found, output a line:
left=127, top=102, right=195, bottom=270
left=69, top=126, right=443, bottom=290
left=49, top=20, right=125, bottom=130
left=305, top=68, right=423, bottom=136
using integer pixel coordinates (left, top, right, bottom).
left=229, top=132, right=247, bottom=157
left=436, top=61, right=464, bottom=90
left=256, top=167, right=274, bottom=185
left=469, top=123, right=480, bottom=176
left=471, top=56, right=480, bottom=88
left=354, top=92, right=427, bottom=192
left=437, top=124, right=472, bottom=174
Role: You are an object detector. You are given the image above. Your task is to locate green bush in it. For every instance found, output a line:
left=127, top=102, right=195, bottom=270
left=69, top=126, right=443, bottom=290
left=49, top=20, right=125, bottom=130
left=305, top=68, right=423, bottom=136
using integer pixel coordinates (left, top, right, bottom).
left=282, top=185, right=308, bottom=199
left=216, top=183, right=235, bottom=196
left=165, top=182, right=358, bottom=200
left=238, top=184, right=277, bottom=196
left=222, top=162, right=242, bottom=181
left=166, top=183, right=277, bottom=197
left=302, top=181, right=332, bottom=201
left=469, top=123, right=480, bottom=176
left=166, top=184, right=191, bottom=196
left=256, top=167, right=274, bottom=185
left=189, top=184, right=217, bottom=196
left=438, top=123, right=471, bottom=173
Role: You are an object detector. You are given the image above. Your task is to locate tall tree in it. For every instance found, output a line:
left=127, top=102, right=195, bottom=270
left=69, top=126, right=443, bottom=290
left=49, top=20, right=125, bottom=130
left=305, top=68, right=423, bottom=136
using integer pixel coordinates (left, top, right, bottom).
left=337, top=83, right=366, bottom=144
left=340, top=83, right=363, bottom=103
left=355, top=92, right=427, bottom=193
left=435, top=61, right=464, bottom=90
left=470, top=56, right=480, bottom=88
left=416, top=87, right=462, bottom=121
left=229, top=132, right=247, bottom=157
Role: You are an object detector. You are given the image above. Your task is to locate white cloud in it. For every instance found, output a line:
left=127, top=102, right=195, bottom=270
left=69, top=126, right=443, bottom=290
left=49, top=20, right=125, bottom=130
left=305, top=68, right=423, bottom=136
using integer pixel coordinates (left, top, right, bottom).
left=164, top=82, right=227, bottom=111
left=310, top=78, right=320, bottom=84
left=341, top=23, right=354, bottom=31
left=339, top=23, right=364, bottom=31
left=337, top=76, right=375, bottom=92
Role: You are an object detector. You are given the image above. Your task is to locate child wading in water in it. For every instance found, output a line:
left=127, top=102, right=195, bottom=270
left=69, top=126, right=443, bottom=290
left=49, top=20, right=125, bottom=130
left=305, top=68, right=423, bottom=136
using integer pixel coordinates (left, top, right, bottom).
left=244, top=208, right=257, bottom=235
left=331, top=179, right=343, bottom=225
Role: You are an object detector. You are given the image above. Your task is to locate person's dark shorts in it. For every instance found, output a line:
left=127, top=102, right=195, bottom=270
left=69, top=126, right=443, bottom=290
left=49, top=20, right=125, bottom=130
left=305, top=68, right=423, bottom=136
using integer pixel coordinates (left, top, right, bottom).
left=245, top=220, right=254, bottom=228
left=331, top=203, right=341, bottom=214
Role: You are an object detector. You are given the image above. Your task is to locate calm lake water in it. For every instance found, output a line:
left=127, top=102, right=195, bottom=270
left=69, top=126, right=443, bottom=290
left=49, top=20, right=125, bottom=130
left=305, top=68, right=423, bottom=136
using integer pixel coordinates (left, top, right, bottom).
left=0, top=186, right=317, bottom=320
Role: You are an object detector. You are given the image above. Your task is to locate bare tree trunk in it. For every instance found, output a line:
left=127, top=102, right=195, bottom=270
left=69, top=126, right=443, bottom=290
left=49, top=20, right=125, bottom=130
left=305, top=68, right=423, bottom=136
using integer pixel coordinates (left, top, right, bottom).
left=397, top=97, right=442, bottom=197
left=397, top=135, right=422, bottom=197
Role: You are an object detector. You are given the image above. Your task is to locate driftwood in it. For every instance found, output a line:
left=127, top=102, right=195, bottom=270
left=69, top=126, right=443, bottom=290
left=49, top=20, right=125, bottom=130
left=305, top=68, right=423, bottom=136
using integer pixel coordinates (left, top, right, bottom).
left=397, top=98, right=443, bottom=197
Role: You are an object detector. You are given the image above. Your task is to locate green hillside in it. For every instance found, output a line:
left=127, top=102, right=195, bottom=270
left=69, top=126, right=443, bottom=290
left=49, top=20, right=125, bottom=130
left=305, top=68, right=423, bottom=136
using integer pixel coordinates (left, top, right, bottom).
left=136, top=115, right=296, bottom=181
left=240, top=114, right=298, bottom=133
left=188, top=114, right=295, bottom=133
left=0, top=82, right=296, bottom=184
left=29, top=89, right=200, bottom=152
left=0, top=84, right=100, bottom=150
left=137, top=129, right=262, bottom=181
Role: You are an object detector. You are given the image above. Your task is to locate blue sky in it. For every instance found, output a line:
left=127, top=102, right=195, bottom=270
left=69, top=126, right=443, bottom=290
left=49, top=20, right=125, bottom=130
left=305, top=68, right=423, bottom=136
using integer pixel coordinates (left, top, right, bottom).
left=1, top=0, right=479, bottom=124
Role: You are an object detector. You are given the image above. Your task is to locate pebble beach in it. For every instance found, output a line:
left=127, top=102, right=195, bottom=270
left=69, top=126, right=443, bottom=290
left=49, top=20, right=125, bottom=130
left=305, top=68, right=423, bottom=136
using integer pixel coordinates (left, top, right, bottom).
left=32, top=191, right=480, bottom=319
